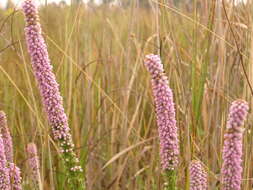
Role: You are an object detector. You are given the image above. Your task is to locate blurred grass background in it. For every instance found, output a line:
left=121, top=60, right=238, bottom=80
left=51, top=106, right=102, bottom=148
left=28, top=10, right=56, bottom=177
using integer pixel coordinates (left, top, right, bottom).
left=0, top=0, right=253, bottom=189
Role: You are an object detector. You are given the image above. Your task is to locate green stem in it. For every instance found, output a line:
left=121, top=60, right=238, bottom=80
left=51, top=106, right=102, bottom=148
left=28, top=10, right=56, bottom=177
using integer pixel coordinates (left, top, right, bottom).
left=163, top=170, right=177, bottom=190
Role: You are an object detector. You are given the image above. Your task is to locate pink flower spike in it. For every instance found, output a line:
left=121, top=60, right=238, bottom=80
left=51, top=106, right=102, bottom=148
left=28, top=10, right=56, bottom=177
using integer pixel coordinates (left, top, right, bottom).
left=22, top=0, right=85, bottom=187
left=26, top=143, right=40, bottom=185
left=144, top=54, right=179, bottom=171
left=0, top=111, right=13, bottom=163
left=221, top=100, right=249, bottom=190
left=190, top=160, right=207, bottom=190
left=0, top=134, right=10, bottom=189
left=9, top=163, right=22, bottom=190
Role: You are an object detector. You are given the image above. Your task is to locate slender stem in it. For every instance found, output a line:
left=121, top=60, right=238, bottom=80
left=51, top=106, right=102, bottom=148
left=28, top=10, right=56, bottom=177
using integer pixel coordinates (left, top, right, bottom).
left=163, top=170, right=177, bottom=190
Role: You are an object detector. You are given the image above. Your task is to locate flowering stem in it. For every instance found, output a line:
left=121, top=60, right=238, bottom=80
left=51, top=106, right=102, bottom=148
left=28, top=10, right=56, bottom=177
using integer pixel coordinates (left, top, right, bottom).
left=221, top=100, right=248, bottom=190
left=26, top=143, right=42, bottom=190
left=0, top=111, right=13, bottom=163
left=9, top=163, right=22, bottom=190
left=0, top=111, right=22, bottom=189
left=22, top=0, right=85, bottom=189
left=0, top=134, right=10, bottom=189
left=144, top=54, right=179, bottom=189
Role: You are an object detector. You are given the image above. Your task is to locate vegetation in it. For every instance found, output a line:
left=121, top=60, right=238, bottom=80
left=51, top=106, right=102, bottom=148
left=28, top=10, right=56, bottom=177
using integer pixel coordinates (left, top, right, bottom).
left=0, top=0, right=252, bottom=189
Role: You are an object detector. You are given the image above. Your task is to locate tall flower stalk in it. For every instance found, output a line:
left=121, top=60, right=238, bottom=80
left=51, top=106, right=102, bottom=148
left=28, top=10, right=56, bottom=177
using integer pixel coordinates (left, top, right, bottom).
left=26, top=143, right=42, bottom=190
left=22, top=0, right=85, bottom=188
left=221, top=100, right=248, bottom=190
left=189, top=160, right=207, bottom=190
left=0, top=134, right=10, bottom=190
left=0, top=111, right=13, bottom=163
left=0, top=111, right=22, bottom=189
left=9, top=163, right=22, bottom=190
left=144, top=54, right=179, bottom=189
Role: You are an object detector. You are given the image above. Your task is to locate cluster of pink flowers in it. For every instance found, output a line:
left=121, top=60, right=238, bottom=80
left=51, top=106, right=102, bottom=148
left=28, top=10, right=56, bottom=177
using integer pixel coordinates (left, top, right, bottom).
left=144, top=54, right=250, bottom=190
left=0, top=111, right=22, bottom=190
left=0, top=111, right=13, bottom=163
left=0, top=133, right=10, bottom=190
left=144, top=54, right=179, bottom=170
left=26, top=143, right=41, bottom=185
left=9, top=163, right=22, bottom=190
left=189, top=160, right=207, bottom=190
left=221, top=100, right=249, bottom=190
left=22, top=0, right=83, bottom=183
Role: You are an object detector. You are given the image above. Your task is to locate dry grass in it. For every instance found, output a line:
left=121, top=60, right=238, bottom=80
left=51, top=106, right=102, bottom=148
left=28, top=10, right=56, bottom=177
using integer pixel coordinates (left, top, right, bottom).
left=0, top=0, right=253, bottom=189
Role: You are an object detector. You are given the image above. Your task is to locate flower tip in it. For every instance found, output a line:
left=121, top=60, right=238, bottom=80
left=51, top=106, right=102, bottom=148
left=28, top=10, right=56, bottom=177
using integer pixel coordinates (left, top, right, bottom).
left=144, top=54, right=164, bottom=77
left=144, top=54, right=160, bottom=63
left=0, top=111, right=6, bottom=122
left=231, top=99, right=249, bottom=110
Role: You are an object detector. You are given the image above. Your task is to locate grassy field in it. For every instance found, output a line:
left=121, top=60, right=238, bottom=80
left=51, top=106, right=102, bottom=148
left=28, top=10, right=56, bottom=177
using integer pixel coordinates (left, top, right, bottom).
left=0, top=0, right=253, bottom=189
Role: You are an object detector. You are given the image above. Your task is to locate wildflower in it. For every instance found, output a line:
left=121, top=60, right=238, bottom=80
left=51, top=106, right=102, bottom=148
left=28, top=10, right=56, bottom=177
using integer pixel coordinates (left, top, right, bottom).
left=189, top=160, right=207, bottom=190
left=0, top=134, right=10, bottom=189
left=144, top=54, right=179, bottom=170
left=22, top=0, right=84, bottom=188
left=0, top=111, right=22, bottom=189
left=26, top=143, right=40, bottom=185
left=221, top=100, right=249, bottom=190
left=0, top=111, right=13, bottom=163
left=9, top=163, right=22, bottom=190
